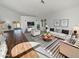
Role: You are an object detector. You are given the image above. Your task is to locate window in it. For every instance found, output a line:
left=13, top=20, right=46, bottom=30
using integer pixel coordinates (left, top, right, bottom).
left=13, top=21, right=21, bottom=28
left=16, top=22, right=21, bottom=28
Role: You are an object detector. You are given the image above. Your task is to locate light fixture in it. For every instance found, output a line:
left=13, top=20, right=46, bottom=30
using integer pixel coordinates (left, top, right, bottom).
left=73, top=26, right=79, bottom=31
left=41, top=0, right=44, bottom=4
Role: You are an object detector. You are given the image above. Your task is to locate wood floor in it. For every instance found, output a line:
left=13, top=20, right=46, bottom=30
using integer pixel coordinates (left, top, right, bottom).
left=4, top=29, right=38, bottom=58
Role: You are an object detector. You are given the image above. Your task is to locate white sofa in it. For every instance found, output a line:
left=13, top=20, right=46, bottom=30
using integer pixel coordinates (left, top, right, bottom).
left=50, top=31, right=71, bottom=41
left=0, top=41, right=7, bottom=58
left=31, top=29, right=40, bottom=36
left=27, top=27, right=33, bottom=32
left=49, top=31, right=79, bottom=58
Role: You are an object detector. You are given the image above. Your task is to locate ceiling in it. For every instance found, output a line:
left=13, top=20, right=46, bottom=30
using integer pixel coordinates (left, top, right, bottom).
left=0, top=0, right=79, bottom=17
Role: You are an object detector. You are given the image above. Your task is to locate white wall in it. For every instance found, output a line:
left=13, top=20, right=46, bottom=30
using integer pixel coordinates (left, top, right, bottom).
left=0, top=6, right=21, bottom=29
left=0, top=6, right=42, bottom=32
left=0, top=6, right=21, bottom=20
left=47, top=6, right=79, bottom=34
left=20, top=16, right=41, bottom=33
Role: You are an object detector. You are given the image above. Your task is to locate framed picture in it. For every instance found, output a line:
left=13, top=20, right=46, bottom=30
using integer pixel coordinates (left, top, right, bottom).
left=60, top=19, right=69, bottom=27
left=54, top=20, right=60, bottom=27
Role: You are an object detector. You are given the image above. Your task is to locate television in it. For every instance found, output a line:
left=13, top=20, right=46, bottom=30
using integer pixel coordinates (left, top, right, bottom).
left=62, top=29, right=69, bottom=35
left=27, top=22, right=34, bottom=26
left=50, top=28, right=54, bottom=31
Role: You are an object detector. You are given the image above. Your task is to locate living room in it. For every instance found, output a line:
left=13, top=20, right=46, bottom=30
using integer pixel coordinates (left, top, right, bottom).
left=0, top=0, right=79, bottom=58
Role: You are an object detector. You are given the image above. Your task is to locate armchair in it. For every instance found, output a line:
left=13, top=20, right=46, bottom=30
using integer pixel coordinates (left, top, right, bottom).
left=31, top=29, right=40, bottom=36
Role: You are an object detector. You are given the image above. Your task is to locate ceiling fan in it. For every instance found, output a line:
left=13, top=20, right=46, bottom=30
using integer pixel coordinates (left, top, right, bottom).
left=41, top=0, right=45, bottom=4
